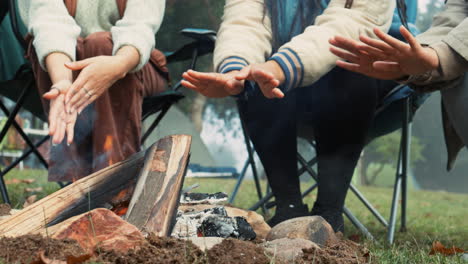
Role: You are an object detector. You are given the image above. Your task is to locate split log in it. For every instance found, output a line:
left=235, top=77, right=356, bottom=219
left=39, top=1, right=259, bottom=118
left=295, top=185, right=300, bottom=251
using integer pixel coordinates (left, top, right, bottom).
left=0, top=135, right=192, bottom=237
left=125, top=135, right=191, bottom=236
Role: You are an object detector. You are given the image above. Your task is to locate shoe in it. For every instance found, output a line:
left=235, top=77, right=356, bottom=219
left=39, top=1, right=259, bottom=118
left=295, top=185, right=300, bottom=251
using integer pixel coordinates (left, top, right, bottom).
left=267, top=202, right=309, bottom=227
left=310, top=203, right=344, bottom=233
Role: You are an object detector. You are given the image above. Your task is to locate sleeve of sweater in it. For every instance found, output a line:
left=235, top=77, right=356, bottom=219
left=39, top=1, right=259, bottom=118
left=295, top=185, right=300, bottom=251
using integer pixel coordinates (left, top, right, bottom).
left=28, top=0, right=81, bottom=71
left=214, top=0, right=273, bottom=74
left=111, top=0, right=166, bottom=72
left=269, top=0, right=395, bottom=92
left=405, top=0, right=468, bottom=91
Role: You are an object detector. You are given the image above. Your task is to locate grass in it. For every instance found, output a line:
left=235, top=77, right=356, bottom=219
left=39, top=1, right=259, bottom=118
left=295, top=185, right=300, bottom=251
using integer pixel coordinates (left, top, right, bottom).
left=183, top=177, right=467, bottom=264
left=2, top=169, right=467, bottom=263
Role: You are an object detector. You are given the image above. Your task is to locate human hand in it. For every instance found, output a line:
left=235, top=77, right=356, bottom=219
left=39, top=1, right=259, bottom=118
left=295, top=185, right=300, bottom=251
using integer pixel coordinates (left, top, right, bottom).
left=330, top=26, right=439, bottom=80
left=181, top=70, right=244, bottom=98
left=235, top=61, right=285, bottom=99
left=64, top=55, right=130, bottom=114
left=43, top=80, right=77, bottom=145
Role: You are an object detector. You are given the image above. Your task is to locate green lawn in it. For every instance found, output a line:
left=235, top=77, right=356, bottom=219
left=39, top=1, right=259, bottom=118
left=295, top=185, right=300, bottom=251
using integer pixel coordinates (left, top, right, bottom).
left=2, top=169, right=467, bottom=263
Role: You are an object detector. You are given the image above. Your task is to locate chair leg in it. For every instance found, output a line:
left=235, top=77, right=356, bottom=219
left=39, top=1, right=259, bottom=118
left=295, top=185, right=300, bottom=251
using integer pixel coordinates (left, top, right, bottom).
left=230, top=115, right=265, bottom=212
left=0, top=80, right=32, bottom=146
left=343, top=207, right=375, bottom=241
left=230, top=158, right=250, bottom=204
left=0, top=100, right=48, bottom=168
left=400, top=97, right=412, bottom=232
left=141, top=104, right=171, bottom=144
left=387, top=152, right=402, bottom=244
left=0, top=174, right=10, bottom=204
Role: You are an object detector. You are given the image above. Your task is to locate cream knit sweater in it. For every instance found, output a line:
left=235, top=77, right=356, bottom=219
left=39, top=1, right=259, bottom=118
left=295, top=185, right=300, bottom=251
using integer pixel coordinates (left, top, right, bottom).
left=18, top=0, right=165, bottom=72
left=214, top=0, right=395, bottom=92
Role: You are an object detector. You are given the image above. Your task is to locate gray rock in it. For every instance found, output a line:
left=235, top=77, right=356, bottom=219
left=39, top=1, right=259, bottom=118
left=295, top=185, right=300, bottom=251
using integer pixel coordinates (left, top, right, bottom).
left=266, top=216, right=337, bottom=247
left=263, top=238, right=319, bottom=263
left=185, top=237, right=225, bottom=251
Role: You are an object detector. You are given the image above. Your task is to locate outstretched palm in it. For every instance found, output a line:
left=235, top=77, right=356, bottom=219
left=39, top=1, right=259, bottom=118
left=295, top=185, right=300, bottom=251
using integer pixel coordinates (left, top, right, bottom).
left=181, top=70, right=244, bottom=98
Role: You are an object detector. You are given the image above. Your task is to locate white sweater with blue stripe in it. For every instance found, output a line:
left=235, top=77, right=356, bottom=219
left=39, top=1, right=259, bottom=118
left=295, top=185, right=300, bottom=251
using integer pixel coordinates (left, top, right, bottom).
left=214, top=0, right=395, bottom=92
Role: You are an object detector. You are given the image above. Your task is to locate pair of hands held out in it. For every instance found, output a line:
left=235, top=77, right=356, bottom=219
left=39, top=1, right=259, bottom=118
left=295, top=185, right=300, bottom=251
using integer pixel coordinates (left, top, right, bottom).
left=181, top=60, right=285, bottom=99
left=46, top=55, right=130, bottom=145
left=329, top=26, right=439, bottom=80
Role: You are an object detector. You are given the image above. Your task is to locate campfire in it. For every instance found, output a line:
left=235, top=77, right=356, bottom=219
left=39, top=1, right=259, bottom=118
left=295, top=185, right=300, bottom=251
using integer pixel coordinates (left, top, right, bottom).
left=0, top=135, right=264, bottom=257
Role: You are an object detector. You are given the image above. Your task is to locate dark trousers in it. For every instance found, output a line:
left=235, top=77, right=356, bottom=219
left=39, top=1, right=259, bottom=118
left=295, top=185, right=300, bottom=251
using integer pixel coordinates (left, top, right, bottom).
left=27, top=32, right=167, bottom=182
left=238, top=67, right=394, bottom=213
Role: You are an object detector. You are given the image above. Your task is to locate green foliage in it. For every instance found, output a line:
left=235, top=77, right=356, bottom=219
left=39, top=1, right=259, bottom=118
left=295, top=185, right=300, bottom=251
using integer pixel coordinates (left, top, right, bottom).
left=367, top=131, right=426, bottom=167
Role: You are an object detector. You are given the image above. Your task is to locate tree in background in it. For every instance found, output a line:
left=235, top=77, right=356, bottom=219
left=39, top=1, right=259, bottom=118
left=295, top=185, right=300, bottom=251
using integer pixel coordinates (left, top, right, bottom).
left=359, top=132, right=425, bottom=186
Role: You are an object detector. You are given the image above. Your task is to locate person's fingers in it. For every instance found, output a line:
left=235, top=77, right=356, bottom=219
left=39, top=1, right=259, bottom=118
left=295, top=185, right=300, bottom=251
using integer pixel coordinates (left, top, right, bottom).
left=399, top=26, right=421, bottom=51
left=182, top=73, right=203, bottom=86
left=356, top=44, right=389, bottom=61
left=181, top=80, right=200, bottom=91
left=253, top=68, right=275, bottom=82
left=329, top=36, right=361, bottom=55
left=225, top=80, right=244, bottom=95
left=53, top=118, right=65, bottom=144
left=359, top=35, right=394, bottom=54
left=271, top=88, right=284, bottom=99
left=329, top=46, right=361, bottom=63
left=66, top=119, right=75, bottom=144
left=64, top=58, right=92, bottom=71
left=43, top=89, right=60, bottom=100
left=68, top=86, right=91, bottom=112
left=335, top=60, right=365, bottom=74
left=186, top=70, right=218, bottom=82
left=77, top=93, right=98, bottom=114
left=373, top=61, right=402, bottom=72
left=48, top=111, right=57, bottom=136
left=65, top=75, right=87, bottom=105
left=374, top=27, right=409, bottom=52
left=235, top=66, right=252, bottom=81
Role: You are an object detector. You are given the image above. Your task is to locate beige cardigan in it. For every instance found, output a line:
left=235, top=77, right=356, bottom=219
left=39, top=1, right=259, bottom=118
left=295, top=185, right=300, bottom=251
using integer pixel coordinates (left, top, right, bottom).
left=409, top=0, right=468, bottom=170
left=214, top=0, right=395, bottom=92
left=18, top=0, right=165, bottom=72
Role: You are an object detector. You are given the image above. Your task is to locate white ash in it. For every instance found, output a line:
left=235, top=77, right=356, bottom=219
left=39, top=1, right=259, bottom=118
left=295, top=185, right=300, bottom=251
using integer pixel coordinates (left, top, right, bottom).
left=171, top=207, right=227, bottom=238
left=180, top=192, right=228, bottom=205
left=171, top=206, right=256, bottom=240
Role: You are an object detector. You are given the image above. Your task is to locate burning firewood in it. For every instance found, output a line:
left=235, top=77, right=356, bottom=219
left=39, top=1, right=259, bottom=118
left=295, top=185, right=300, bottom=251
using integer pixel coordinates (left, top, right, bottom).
left=0, top=135, right=192, bottom=238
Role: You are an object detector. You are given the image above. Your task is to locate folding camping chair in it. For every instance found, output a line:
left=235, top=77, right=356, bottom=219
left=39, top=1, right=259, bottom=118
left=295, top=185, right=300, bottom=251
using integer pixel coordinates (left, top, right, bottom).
left=0, top=0, right=216, bottom=204
left=230, top=83, right=429, bottom=244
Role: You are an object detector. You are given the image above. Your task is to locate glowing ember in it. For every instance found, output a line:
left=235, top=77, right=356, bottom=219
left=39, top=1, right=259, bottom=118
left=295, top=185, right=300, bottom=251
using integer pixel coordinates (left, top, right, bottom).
left=103, top=135, right=114, bottom=165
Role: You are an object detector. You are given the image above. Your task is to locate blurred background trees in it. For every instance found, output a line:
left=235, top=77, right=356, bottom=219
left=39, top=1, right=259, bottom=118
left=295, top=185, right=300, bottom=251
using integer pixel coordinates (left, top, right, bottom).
left=153, top=0, right=468, bottom=194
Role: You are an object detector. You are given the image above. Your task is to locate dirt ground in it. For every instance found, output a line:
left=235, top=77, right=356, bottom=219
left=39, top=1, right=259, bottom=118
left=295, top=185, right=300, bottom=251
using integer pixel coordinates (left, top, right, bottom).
left=0, top=234, right=86, bottom=263
left=300, top=238, right=371, bottom=264
left=0, top=234, right=371, bottom=264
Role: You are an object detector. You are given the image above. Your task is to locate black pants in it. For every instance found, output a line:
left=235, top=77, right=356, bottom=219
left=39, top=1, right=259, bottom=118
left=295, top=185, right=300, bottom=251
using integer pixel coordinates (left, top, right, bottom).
left=237, top=67, right=395, bottom=213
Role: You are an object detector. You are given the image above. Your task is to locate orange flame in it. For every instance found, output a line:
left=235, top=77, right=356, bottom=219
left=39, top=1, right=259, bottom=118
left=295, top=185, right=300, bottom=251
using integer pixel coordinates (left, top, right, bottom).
left=103, top=135, right=114, bottom=165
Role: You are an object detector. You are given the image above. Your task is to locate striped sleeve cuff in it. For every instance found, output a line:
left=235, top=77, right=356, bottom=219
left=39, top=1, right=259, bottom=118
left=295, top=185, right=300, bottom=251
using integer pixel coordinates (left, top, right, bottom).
left=269, top=48, right=304, bottom=92
left=218, top=56, right=249, bottom=73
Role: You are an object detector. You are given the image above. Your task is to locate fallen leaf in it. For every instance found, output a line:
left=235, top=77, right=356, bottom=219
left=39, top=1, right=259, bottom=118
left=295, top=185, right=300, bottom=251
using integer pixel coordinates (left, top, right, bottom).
left=5, top=179, right=20, bottom=184
left=5, top=178, right=36, bottom=184
left=348, top=234, right=361, bottom=243
left=429, top=241, right=465, bottom=256
left=23, top=195, right=37, bottom=208
left=22, top=178, right=36, bottom=184
left=423, top=213, right=433, bottom=218
left=25, top=187, right=43, bottom=192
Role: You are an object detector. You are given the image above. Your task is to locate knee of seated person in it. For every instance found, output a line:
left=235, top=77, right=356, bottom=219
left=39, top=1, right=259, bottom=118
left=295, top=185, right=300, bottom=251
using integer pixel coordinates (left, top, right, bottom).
left=82, top=32, right=113, bottom=56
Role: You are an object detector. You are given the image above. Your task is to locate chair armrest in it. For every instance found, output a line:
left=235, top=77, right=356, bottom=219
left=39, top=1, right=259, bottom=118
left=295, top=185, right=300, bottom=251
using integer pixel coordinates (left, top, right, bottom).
left=165, top=28, right=216, bottom=64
